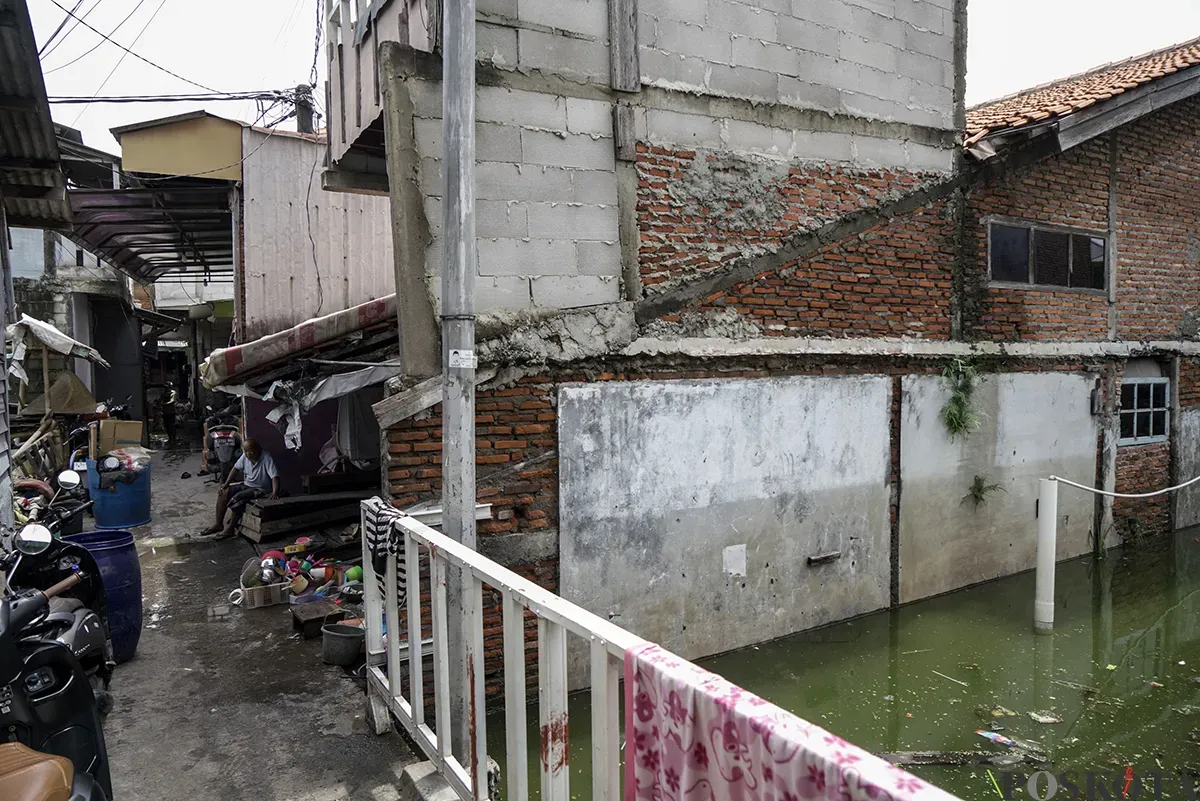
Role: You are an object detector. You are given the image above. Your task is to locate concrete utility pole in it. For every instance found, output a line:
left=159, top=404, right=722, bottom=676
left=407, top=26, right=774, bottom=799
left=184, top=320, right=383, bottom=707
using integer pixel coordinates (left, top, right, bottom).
left=441, top=0, right=479, bottom=769
left=295, top=85, right=315, bottom=134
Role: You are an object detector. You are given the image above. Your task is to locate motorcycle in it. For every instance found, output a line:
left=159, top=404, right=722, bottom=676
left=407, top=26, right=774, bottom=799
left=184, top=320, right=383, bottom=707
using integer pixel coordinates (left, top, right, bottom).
left=0, top=524, right=112, bottom=799
left=2, top=475, right=112, bottom=715
left=205, top=402, right=242, bottom=484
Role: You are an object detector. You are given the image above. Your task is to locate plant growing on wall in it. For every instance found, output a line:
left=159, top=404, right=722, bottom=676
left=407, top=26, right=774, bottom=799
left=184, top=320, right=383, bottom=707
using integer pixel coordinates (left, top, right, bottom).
left=940, top=357, right=981, bottom=438
left=963, top=474, right=1006, bottom=508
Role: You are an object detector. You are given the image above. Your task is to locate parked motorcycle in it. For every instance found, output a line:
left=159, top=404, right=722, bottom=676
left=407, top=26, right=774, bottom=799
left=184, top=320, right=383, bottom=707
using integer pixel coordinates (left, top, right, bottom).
left=2, top=477, right=113, bottom=714
left=205, top=402, right=243, bottom=483
left=0, top=525, right=112, bottom=799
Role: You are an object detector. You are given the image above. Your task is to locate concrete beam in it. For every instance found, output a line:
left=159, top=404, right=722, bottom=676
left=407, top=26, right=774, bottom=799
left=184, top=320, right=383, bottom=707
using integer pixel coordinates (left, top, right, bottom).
left=380, top=42, right=442, bottom=379
left=320, top=168, right=389, bottom=196
left=623, top=336, right=1200, bottom=360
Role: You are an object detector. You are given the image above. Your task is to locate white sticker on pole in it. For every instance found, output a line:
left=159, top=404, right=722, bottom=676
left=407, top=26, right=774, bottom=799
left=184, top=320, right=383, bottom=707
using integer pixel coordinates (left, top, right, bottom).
left=448, top=349, right=478, bottom=369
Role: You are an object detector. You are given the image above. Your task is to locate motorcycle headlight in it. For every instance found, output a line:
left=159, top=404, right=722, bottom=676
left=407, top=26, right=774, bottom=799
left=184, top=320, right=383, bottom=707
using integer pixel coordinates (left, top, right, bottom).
left=24, top=667, right=54, bottom=695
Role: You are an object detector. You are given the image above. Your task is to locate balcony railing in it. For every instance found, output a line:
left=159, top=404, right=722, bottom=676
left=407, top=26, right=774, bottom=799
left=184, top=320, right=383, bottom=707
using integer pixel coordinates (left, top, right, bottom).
left=360, top=498, right=959, bottom=801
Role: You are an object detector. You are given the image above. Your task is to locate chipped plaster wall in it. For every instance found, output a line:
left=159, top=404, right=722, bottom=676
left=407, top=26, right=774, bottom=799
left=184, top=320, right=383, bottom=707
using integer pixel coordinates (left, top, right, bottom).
left=558, top=375, right=892, bottom=677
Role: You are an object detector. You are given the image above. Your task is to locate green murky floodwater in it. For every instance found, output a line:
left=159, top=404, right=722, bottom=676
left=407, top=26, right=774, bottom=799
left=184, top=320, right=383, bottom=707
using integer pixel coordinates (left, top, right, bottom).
left=489, top=534, right=1200, bottom=799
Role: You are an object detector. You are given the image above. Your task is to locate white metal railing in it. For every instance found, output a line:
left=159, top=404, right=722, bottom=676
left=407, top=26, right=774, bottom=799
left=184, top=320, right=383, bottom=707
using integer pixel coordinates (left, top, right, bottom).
left=360, top=499, right=954, bottom=801
left=361, top=500, right=642, bottom=801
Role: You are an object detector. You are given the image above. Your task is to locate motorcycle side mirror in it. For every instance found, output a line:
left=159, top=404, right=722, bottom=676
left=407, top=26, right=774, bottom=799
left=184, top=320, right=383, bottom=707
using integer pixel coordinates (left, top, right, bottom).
left=15, top=524, right=53, bottom=556
left=57, top=470, right=82, bottom=491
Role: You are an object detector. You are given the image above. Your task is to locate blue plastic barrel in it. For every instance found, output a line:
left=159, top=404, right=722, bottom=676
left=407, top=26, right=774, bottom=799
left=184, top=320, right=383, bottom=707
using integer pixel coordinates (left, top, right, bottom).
left=64, top=530, right=143, bottom=663
left=86, top=460, right=152, bottom=529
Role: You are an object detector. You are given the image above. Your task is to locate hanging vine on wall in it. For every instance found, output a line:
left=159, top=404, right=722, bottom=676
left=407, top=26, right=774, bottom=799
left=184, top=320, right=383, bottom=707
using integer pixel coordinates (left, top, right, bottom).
left=940, top=357, right=982, bottom=438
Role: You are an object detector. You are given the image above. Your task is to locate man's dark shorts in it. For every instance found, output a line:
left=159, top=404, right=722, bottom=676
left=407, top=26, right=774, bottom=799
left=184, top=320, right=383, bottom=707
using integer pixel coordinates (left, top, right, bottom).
left=227, top=482, right=264, bottom=519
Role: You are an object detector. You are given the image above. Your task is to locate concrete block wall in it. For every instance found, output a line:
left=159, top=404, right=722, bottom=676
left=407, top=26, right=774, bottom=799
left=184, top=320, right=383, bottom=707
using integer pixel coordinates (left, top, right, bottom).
left=408, top=80, right=622, bottom=311
left=638, top=0, right=956, bottom=130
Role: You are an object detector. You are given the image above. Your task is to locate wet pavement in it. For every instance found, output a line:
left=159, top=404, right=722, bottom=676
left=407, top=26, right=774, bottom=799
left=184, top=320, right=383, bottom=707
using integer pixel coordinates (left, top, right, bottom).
left=104, top=450, right=418, bottom=800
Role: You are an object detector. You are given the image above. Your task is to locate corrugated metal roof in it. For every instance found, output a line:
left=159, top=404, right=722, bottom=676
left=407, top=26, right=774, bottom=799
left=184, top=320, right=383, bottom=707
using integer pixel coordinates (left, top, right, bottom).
left=69, top=179, right=234, bottom=283
left=0, top=0, right=69, bottom=228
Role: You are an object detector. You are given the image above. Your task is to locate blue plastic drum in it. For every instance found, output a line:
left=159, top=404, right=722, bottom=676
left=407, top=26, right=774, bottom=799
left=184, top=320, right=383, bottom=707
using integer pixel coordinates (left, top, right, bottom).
left=86, top=460, right=151, bottom=529
left=64, top=530, right=143, bottom=663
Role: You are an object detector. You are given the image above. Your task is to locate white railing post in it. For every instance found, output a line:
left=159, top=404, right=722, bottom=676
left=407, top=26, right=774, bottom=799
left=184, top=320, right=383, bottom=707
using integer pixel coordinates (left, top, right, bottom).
left=1035, top=477, right=1058, bottom=633
left=467, top=577, right=487, bottom=801
left=432, top=553, right=452, bottom=769
left=386, top=550, right=403, bottom=697
left=362, top=505, right=385, bottom=666
left=590, top=641, right=620, bottom=801
left=406, top=533, right=424, bottom=729
left=539, top=619, right=569, bottom=801
left=502, top=593, right=529, bottom=801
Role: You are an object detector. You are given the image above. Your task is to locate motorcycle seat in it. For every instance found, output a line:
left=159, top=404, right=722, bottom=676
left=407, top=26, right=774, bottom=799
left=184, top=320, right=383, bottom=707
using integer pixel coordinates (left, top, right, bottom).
left=0, top=742, right=73, bottom=801
left=47, top=597, right=83, bottom=614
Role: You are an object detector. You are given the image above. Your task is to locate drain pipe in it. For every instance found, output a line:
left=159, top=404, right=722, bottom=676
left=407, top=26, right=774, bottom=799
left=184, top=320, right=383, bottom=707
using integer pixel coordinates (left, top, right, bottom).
left=1035, top=478, right=1058, bottom=633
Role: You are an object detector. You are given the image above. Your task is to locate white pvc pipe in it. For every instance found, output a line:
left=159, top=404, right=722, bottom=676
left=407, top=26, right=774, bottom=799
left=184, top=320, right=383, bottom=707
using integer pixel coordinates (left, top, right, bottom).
left=1034, top=478, right=1058, bottom=633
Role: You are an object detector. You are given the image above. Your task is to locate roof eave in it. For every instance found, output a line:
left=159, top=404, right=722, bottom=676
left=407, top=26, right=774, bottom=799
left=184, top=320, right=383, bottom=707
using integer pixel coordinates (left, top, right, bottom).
left=1054, top=63, right=1200, bottom=153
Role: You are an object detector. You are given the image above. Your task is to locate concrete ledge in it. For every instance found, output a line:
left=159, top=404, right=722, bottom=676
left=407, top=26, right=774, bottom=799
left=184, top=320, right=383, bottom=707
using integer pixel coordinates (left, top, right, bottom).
left=399, top=762, right=458, bottom=801
left=624, top=336, right=1200, bottom=360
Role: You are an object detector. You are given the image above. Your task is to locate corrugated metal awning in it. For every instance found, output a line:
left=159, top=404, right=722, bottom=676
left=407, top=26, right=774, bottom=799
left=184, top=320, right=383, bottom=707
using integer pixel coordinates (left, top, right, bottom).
left=68, top=179, right=234, bottom=283
left=0, top=0, right=69, bottom=228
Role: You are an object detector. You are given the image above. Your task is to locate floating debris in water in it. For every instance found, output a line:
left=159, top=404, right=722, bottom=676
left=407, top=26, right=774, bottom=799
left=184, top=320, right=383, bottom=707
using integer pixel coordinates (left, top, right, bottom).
left=1107, top=664, right=1118, bottom=670
left=1053, top=679, right=1098, bottom=694
left=932, top=670, right=969, bottom=687
left=1029, top=711, right=1063, bottom=724
left=992, top=706, right=1018, bottom=717
left=883, top=695, right=894, bottom=701
left=1176, top=705, right=1200, bottom=715
left=1149, top=681, right=1164, bottom=688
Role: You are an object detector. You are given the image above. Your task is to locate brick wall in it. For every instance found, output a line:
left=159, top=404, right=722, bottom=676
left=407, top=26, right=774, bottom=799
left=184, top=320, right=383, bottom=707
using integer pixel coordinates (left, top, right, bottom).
left=1115, top=100, right=1200, bottom=339
left=1114, top=443, right=1171, bottom=539
left=1181, top=358, right=1200, bottom=407
left=636, top=144, right=939, bottom=290
left=671, top=201, right=955, bottom=338
left=965, top=138, right=1111, bottom=341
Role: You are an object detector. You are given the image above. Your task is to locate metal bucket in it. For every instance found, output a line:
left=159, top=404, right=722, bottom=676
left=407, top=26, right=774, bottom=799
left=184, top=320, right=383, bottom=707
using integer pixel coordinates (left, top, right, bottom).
left=321, top=623, right=365, bottom=666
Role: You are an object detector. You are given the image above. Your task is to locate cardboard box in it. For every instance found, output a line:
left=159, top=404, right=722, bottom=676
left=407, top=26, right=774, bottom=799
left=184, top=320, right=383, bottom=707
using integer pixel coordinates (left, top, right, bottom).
left=92, top=420, right=143, bottom=458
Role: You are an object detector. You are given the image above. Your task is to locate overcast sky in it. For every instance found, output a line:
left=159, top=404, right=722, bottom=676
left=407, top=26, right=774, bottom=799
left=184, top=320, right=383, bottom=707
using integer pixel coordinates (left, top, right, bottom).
left=26, top=0, right=1200, bottom=155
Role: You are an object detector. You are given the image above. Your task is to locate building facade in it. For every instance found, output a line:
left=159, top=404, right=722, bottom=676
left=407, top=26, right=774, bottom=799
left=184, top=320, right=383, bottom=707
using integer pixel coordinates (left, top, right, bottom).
left=322, top=6, right=1200, bottom=688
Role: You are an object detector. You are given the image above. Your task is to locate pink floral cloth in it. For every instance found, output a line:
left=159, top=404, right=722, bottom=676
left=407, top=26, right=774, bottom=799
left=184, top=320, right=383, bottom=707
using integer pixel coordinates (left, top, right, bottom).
left=624, top=643, right=960, bottom=801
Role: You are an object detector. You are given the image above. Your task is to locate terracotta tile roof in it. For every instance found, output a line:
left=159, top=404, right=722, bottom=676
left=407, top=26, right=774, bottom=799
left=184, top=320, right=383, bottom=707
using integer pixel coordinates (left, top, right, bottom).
left=965, top=37, right=1200, bottom=146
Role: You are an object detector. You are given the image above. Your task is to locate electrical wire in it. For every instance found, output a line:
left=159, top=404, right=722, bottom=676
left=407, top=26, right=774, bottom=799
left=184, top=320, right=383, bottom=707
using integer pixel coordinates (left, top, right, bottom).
left=38, top=0, right=86, bottom=55
left=45, top=0, right=217, bottom=94
left=50, top=91, right=287, bottom=104
left=305, top=145, right=324, bottom=316
left=43, top=0, right=149, bottom=75
left=42, top=0, right=109, bottom=60
left=309, top=0, right=324, bottom=87
left=70, top=0, right=175, bottom=126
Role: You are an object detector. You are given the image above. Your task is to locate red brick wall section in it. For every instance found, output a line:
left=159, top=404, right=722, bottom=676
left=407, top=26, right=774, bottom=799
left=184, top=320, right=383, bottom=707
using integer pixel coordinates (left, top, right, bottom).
left=1115, top=100, right=1200, bottom=339
left=662, top=201, right=955, bottom=338
left=636, top=144, right=939, bottom=290
left=1181, top=358, right=1200, bottom=407
left=1114, top=443, right=1171, bottom=539
left=966, top=138, right=1111, bottom=341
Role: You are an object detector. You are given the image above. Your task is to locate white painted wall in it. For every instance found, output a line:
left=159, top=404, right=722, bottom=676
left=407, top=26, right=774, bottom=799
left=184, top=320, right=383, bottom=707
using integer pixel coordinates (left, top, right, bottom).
left=899, top=373, right=1100, bottom=603
left=558, top=375, right=892, bottom=678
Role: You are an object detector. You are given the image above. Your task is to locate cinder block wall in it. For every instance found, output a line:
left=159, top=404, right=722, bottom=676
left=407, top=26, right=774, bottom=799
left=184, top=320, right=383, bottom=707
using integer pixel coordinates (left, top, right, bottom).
left=638, top=0, right=955, bottom=130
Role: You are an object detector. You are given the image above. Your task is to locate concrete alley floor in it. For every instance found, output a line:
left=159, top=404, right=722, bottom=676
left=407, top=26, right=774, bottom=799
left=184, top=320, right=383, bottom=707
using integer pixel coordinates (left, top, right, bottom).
left=103, top=450, right=418, bottom=800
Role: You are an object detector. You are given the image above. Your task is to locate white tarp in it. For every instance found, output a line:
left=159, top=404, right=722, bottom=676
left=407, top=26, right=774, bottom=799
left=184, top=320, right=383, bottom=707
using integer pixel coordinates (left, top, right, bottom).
left=263, top=362, right=402, bottom=450
left=6, top=314, right=109, bottom=384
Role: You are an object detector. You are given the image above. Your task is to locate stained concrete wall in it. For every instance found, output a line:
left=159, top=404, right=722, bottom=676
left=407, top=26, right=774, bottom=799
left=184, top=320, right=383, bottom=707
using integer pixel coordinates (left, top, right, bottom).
left=1176, top=407, right=1200, bottom=529
left=558, top=376, right=892, bottom=677
left=408, top=80, right=622, bottom=311
left=638, top=0, right=956, bottom=132
left=899, top=373, right=1099, bottom=603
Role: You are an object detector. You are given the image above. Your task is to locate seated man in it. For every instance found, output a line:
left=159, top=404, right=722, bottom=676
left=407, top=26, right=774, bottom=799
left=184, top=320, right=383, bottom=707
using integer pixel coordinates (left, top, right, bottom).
left=202, top=439, right=279, bottom=538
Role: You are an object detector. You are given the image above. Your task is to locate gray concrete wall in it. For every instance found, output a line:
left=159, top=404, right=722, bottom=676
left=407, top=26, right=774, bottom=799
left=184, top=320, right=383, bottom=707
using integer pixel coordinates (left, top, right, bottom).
left=408, top=80, right=622, bottom=312
left=899, top=373, right=1100, bottom=603
left=1176, top=407, right=1200, bottom=529
left=638, top=0, right=956, bottom=131
left=558, top=375, right=892, bottom=676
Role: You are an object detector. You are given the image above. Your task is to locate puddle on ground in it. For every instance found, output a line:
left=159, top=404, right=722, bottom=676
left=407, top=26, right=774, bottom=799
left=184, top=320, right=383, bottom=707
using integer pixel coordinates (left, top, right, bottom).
left=483, top=533, right=1200, bottom=799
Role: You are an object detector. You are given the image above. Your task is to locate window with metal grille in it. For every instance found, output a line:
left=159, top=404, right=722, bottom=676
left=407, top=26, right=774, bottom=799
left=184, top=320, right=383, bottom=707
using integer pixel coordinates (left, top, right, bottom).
left=988, top=221, right=1107, bottom=291
left=1119, top=377, right=1170, bottom=445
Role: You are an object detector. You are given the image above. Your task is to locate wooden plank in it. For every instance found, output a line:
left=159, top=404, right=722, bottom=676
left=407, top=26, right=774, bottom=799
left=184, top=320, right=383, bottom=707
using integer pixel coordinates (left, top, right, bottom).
left=242, top=503, right=361, bottom=536
left=372, top=368, right=496, bottom=429
left=613, top=103, right=636, bottom=162
left=248, top=490, right=375, bottom=521
left=608, top=0, right=640, bottom=93
left=302, top=470, right=378, bottom=494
